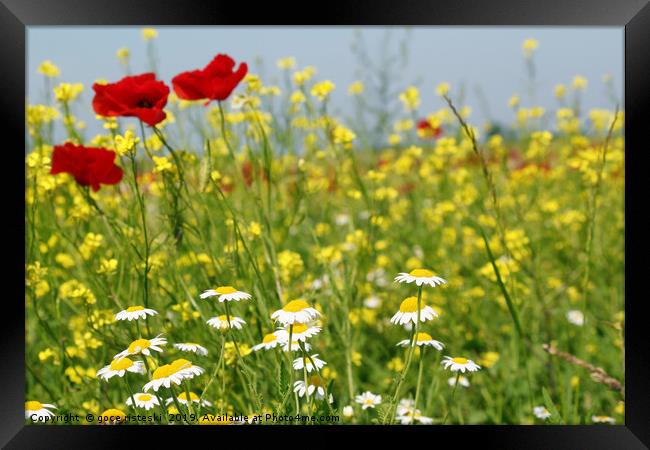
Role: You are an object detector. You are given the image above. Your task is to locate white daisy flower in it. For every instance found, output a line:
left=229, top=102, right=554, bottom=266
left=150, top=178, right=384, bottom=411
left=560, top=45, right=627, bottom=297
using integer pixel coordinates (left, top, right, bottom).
left=274, top=323, right=321, bottom=342
left=355, top=391, right=382, bottom=410
left=143, top=359, right=205, bottom=392
left=271, top=299, right=320, bottom=325
left=173, top=342, right=208, bottom=356
left=592, top=415, right=616, bottom=424
left=390, top=297, right=439, bottom=326
left=252, top=332, right=283, bottom=351
left=566, top=310, right=585, bottom=326
left=533, top=406, right=552, bottom=420
left=441, top=356, right=481, bottom=373
left=114, top=335, right=167, bottom=359
left=397, top=398, right=415, bottom=415
left=293, top=354, right=327, bottom=373
left=281, top=341, right=312, bottom=352
left=293, top=376, right=327, bottom=399
left=25, top=401, right=57, bottom=420
left=97, top=357, right=146, bottom=381
left=115, top=305, right=158, bottom=321
left=165, top=391, right=212, bottom=407
left=206, top=315, right=246, bottom=330
left=394, top=269, right=447, bottom=287
left=447, top=376, right=470, bottom=388
left=126, top=393, right=160, bottom=411
left=363, top=296, right=382, bottom=309
left=397, top=332, right=444, bottom=350
left=395, top=409, right=434, bottom=425
left=200, top=286, right=252, bottom=302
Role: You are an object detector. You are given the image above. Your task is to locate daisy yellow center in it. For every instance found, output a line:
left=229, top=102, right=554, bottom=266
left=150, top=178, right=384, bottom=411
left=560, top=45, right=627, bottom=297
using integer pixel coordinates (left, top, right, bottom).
left=171, top=358, right=192, bottom=370
left=110, top=358, right=134, bottom=371
left=137, top=394, right=152, bottom=401
left=101, top=409, right=125, bottom=417
left=409, top=269, right=434, bottom=278
left=283, top=299, right=310, bottom=312
left=416, top=332, right=433, bottom=341
left=128, top=339, right=151, bottom=353
left=184, top=342, right=198, bottom=347
left=399, top=296, right=425, bottom=313
left=178, top=392, right=199, bottom=401
left=364, top=398, right=375, bottom=405
left=308, top=375, right=323, bottom=386
left=292, top=323, right=309, bottom=333
left=152, top=364, right=177, bottom=379
left=26, top=401, right=43, bottom=410
left=263, top=334, right=277, bottom=343
left=452, top=357, right=468, bottom=364
left=218, top=315, right=235, bottom=322
left=215, top=286, right=237, bottom=294
left=126, top=306, right=144, bottom=312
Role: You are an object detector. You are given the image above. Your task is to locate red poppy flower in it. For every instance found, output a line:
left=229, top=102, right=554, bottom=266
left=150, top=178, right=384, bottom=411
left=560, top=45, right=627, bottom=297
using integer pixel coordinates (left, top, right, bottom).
left=92, top=73, right=169, bottom=126
left=50, top=143, right=123, bottom=191
left=172, top=54, right=247, bottom=104
left=417, top=119, right=443, bottom=139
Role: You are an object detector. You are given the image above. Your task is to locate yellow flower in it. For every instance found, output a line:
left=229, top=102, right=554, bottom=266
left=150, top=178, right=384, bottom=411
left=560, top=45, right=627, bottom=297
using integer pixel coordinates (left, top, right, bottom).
left=153, top=156, right=173, bottom=173
left=54, top=83, right=84, bottom=103
left=311, top=80, right=335, bottom=101
left=387, top=357, right=405, bottom=372
left=478, top=351, right=500, bottom=368
left=554, top=84, right=567, bottom=99
left=572, top=75, right=588, bottom=90
left=348, top=81, right=364, bottom=95
left=435, top=82, right=450, bottom=97
left=114, top=129, right=139, bottom=156
left=332, top=125, right=356, bottom=150
left=522, top=38, right=539, bottom=57
left=508, top=94, right=520, bottom=108
left=37, top=60, right=60, bottom=78
left=116, top=47, right=130, bottom=64
left=96, top=258, right=118, bottom=275
left=142, top=28, right=158, bottom=40
left=277, top=250, right=304, bottom=283
left=277, top=57, right=296, bottom=70
left=399, top=86, right=420, bottom=111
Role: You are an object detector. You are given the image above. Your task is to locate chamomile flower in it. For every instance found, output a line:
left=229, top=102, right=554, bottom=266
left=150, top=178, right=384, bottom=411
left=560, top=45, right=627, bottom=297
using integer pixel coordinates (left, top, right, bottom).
left=115, top=305, right=158, bottom=321
left=25, top=401, right=57, bottom=420
left=355, top=391, right=382, bottom=410
left=200, top=286, right=252, bottom=302
left=566, top=310, right=585, bottom=326
left=592, top=415, right=615, bottom=424
left=394, top=269, right=447, bottom=287
left=98, top=408, right=126, bottom=425
left=143, top=359, right=205, bottom=392
left=271, top=299, right=320, bottom=325
left=395, top=408, right=433, bottom=425
left=97, top=357, right=146, bottom=381
left=165, top=391, right=212, bottom=407
left=125, top=393, right=160, bottom=411
left=252, top=332, right=283, bottom=351
left=207, top=315, right=246, bottom=330
left=293, top=354, right=327, bottom=372
left=294, top=376, right=327, bottom=399
left=390, top=297, right=438, bottom=325
left=447, top=376, right=470, bottom=388
left=397, top=332, right=444, bottom=350
left=173, top=342, right=208, bottom=356
left=441, top=356, right=481, bottom=373
left=274, top=323, right=321, bottom=342
left=114, top=335, right=167, bottom=359
left=533, top=406, right=552, bottom=420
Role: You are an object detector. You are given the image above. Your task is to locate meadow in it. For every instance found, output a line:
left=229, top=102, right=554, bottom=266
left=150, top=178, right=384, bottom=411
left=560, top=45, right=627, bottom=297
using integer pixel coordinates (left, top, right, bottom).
left=24, top=30, right=625, bottom=425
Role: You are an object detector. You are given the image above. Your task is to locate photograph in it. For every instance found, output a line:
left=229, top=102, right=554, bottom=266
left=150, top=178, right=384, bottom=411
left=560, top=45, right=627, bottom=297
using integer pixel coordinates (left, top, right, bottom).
left=24, top=25, right=626, bottom=427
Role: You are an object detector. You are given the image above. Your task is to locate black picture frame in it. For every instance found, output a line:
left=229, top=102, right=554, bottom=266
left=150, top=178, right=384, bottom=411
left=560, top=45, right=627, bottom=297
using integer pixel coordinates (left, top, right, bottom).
left=3, top=0, right=649, bottom=447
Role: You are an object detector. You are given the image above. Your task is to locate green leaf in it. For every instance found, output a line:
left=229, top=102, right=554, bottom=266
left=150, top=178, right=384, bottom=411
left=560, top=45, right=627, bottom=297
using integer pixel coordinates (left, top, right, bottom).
left=542, top=387, right=564, bottom=424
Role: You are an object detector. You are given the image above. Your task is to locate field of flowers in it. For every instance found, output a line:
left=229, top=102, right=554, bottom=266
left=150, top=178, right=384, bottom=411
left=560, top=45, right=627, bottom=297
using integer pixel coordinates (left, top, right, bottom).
left=25, top=31, right=625, bottom=425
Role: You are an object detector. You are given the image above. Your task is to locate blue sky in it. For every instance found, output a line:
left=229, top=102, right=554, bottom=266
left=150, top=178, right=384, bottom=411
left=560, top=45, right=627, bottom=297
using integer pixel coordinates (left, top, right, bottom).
left=27, top=27, right=623, bottom=136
